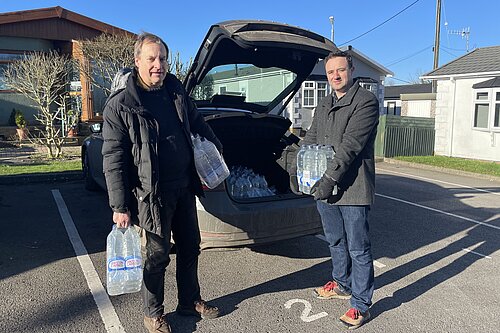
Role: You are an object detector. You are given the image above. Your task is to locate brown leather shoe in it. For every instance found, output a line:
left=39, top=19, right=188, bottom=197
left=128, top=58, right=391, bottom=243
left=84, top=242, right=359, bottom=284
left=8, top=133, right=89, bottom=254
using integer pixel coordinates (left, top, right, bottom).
left=177, top=300, right=220, bottom=319
left=144, top=314, right=172, bottom=333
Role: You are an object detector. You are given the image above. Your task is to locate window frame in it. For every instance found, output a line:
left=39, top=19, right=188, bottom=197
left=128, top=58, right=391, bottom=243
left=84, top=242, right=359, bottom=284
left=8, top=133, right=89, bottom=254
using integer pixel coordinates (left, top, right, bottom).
left=472, top=88, right=500, bottom=132
left=387, top=101, right=396, bottom=115
left=302, top=81, right=316, bottom=107
left=359, top=82, right=377, bottom=94
left=302, top=80, right=329, bottom=108
left=494, top=91, right=500, bottom=130
left=0, top=50, right=25, bottom=93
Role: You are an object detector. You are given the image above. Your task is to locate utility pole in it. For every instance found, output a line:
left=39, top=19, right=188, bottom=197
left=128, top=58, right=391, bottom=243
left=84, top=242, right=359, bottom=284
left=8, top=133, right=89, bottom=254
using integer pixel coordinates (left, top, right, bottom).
left=329, top=16, right=334, bottom=42
left=432, top=0, right=441, bottom=93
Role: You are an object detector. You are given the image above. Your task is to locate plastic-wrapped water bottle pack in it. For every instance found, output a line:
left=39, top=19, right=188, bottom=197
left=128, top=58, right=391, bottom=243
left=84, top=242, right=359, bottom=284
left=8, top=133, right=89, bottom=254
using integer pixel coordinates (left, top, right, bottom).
left=106, top=226, right=142, bottom=296
left=227, top=166, right=277, bottom=198
left=297, top=144, right=335, bottom=194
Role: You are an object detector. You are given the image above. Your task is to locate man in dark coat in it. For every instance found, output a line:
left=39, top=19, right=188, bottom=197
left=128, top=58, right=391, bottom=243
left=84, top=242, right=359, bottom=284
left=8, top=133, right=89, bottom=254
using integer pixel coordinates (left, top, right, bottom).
left=102, top=32, right=221, bottom=333
left=291, top=50, right=378, bottom=329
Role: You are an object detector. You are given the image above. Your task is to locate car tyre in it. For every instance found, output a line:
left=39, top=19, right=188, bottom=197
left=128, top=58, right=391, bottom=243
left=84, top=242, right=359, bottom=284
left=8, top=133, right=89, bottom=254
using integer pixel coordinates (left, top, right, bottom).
left=83, top=151, right=100, bottom=191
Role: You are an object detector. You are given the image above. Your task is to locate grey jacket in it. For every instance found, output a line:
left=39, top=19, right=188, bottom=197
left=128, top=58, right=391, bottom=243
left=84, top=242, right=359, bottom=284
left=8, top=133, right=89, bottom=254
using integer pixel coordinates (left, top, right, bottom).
left=302, top=81, right=379, bottom=205
left=102, top=69, right=221, bottom=236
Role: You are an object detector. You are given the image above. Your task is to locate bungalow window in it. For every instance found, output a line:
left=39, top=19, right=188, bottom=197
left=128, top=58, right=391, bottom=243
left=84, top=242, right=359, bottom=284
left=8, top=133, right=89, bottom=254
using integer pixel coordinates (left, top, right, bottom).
left=302, top=81, right=315, bottom=107
left=360, top=82, right=377, bottom=94
left=495, top=92, right=500, bottom=128
left=302, top=81, right=328, bottom=108
left=317, top=82, right=328, bottom=101
left=387, top=102, right=396, bottom=115
left=0, top=53, right=24, bottom=91
left=472, top=90, right=500, bottom=130
left=0, top=64, right=8, bottom=90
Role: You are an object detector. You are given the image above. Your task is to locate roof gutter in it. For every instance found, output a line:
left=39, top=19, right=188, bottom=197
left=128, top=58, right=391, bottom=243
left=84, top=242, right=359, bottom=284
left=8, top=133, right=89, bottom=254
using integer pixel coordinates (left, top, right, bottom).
left=421, top=71, right=500, bottom=80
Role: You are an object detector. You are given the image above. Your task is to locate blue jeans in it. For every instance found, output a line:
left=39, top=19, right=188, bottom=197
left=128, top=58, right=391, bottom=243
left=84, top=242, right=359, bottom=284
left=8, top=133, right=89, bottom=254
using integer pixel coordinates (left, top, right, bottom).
left=316, top=201, right=374, bottom=312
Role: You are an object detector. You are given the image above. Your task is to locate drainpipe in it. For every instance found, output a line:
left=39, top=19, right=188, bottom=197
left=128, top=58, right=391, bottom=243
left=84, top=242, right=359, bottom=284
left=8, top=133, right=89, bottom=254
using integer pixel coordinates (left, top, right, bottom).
left=449, top=77, right=457, bottom=157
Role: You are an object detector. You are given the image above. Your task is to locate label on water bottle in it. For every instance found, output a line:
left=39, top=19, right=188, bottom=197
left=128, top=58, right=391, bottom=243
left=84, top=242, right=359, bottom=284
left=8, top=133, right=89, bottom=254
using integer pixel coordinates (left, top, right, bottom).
left=125, top=256, right=142, bottom=270
left=107, top=257, right=126, bottom=271
left=310, top=176, right=321, bottom=187
left=303, top=170, right=311, bottom=186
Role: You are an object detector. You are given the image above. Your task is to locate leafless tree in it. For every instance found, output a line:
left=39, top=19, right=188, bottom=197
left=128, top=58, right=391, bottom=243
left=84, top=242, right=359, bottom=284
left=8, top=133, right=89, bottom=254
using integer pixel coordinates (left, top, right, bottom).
left=169, top=51, right=192, bottom=82
left=407, top=69, right=431, bottom=84
left=77, top=33, right=136, bottom=96
left=79, top=33, right=195, bottom=93
left=4, top=51, right=73, bottom=159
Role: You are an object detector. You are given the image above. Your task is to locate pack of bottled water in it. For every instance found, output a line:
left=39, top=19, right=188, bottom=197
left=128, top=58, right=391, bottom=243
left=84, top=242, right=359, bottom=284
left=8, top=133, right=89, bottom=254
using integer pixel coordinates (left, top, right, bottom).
left=106, top=225, right=143, bottom=296
left=192, top=134, right=230, bottom=189
left=296, top=144, right=336, bottom=195
left=227, top=166, right=277, bottom=198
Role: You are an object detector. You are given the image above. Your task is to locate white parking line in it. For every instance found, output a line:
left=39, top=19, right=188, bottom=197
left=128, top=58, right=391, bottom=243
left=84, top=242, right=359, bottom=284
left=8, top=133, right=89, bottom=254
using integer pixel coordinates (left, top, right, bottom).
left=375, top=192, right=500, bottom=231
left=314, top=234, right=386, bottom=268
left=51, top=190, right=126, bottom=333
left=377, top=168, right=500, bottom=196
left=462, top=248, right=492, bottom=259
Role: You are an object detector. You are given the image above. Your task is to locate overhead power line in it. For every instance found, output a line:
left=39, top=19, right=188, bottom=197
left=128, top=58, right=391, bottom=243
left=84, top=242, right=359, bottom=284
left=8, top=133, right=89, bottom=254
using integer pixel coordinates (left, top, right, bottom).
left=338, top=0, right=421, bottom=46
left=388, top=77, right=412, bottom=84
left=385, top=45, right=433, bottom=67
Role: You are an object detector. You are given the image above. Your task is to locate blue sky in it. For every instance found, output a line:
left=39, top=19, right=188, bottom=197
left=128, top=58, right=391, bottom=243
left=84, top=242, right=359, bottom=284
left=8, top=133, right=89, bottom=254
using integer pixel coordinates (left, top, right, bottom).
left=3, top=0, right=499, bottom=85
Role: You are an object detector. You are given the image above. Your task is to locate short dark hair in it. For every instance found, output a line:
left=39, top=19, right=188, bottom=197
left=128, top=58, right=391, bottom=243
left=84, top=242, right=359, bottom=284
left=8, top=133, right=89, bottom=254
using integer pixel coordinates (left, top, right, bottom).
left=134, top=32, right=169, bottom=58
left=324, top=50, right=353, bottom=68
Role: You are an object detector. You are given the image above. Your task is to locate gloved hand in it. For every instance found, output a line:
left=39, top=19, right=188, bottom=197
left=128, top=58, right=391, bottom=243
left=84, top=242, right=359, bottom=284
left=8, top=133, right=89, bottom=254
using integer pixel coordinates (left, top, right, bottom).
left=289, top=175, right=302, bottom=195
left=310, top=174, right=337, bottom=200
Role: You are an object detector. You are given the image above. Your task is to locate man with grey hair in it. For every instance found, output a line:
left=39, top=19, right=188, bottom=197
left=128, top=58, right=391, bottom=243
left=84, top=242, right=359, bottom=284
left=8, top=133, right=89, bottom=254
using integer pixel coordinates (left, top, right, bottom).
left=102, top=32, right=222, bottom=333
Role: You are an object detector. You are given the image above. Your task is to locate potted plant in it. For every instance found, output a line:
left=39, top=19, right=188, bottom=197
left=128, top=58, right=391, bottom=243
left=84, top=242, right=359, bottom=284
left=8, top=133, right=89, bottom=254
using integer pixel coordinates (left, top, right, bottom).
left=13, top=109, right=28, bottom=140
left=66, top=109, right=79, bottom=137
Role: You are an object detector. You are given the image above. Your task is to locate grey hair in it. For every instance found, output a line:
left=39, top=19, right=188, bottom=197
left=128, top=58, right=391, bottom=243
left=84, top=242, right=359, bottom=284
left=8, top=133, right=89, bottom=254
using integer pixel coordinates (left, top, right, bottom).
left=134, top=32, right=169, bottom=58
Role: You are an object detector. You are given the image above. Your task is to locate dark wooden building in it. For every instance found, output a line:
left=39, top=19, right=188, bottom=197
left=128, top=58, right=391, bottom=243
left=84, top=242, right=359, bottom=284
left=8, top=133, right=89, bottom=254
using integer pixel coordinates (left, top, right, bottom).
left=0, top=6, right=134, bottom=127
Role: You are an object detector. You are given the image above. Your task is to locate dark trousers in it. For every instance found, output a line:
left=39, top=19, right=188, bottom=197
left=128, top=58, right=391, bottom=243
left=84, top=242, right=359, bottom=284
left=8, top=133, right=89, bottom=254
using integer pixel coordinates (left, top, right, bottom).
left=141, top=187, right=202, bottom=318
left=316, top=201, right=374, bottom=313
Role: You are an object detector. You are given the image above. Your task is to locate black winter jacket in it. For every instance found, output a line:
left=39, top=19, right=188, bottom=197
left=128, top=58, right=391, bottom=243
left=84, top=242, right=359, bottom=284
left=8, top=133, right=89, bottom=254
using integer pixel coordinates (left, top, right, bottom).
left=102, top=69, right=222, bottom=236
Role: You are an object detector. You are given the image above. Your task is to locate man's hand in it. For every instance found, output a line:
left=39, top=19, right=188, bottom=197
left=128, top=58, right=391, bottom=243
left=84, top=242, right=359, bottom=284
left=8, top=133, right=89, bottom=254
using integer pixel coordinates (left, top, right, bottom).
left=310, top=175, right=337, bottom=200
left=113, top=211, right=131, bottom=228
left=289, top=175, right=302, bottom=195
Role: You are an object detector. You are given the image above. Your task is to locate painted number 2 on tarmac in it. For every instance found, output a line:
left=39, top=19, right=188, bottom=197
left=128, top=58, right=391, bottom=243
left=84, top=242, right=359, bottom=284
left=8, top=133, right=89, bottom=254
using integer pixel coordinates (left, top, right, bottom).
left=284, top=299, right=328, bottom=323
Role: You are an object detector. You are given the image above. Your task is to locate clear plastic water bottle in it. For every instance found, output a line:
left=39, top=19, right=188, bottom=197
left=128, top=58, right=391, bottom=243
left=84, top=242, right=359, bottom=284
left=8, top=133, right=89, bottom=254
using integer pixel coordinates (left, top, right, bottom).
left=320, top=145, right=338, bottom=196
left=302, top=145, right=314, bottom=194
left=309, top=145, right=326, bottom=189
left=106, top=225, right=126, bottom=296
left=323, top=145, right=335, bottom=161
left=123, top=227, right=142, bottom=293
left=192, top=134, right=230, bottom=189
left=296, top=145, right=307, bottom=193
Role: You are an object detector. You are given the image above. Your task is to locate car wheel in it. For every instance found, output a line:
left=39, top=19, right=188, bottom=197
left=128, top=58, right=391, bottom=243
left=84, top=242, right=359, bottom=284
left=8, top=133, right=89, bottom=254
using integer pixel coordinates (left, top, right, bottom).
left=83, top=151, right=100, bottom=191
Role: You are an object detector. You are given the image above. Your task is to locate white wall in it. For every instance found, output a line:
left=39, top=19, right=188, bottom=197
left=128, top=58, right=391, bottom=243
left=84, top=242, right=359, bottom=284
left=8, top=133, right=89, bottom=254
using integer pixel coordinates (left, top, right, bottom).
left=406, top=100, right=432, bottom=117
left=435, top=78, right=500, bottom=161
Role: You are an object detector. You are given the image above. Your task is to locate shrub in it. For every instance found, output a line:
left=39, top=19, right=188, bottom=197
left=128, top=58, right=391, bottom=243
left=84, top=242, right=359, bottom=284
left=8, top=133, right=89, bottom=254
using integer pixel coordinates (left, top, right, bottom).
left=14, top=110, right=27, bottom=129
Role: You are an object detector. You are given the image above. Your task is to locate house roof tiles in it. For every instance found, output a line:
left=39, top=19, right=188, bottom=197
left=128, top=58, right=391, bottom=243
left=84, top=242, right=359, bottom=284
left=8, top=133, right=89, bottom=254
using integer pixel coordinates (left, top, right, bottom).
left=423, top=46, right=500, bottom=77
left=384, top=83, right=432, bottom=99
left=472, top=76, right=500, bottom=88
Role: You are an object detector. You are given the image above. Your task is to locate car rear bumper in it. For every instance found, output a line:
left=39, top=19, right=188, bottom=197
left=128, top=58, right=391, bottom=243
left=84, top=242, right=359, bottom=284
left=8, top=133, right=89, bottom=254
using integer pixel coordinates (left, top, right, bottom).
left=196, top=194, right=322, bottom=249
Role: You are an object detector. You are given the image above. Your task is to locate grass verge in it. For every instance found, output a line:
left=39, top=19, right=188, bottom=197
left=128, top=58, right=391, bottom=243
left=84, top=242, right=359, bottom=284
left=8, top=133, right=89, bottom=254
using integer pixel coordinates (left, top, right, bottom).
left=0, top=159, right=82, bottom=176
left=393, top=155, right=500, bottom=177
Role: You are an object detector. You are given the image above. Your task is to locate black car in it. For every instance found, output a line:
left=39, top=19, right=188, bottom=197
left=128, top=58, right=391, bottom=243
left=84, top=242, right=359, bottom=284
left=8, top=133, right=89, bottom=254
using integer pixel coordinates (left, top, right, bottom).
left=82, top=20, right=337, bottom=249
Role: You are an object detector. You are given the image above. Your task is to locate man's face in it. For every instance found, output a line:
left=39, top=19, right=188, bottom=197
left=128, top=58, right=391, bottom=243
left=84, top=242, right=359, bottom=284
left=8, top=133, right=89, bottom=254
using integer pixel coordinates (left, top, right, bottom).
left=325, top=56, right=354, bottom=97
left=135, top=41, right=167, bottom=87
